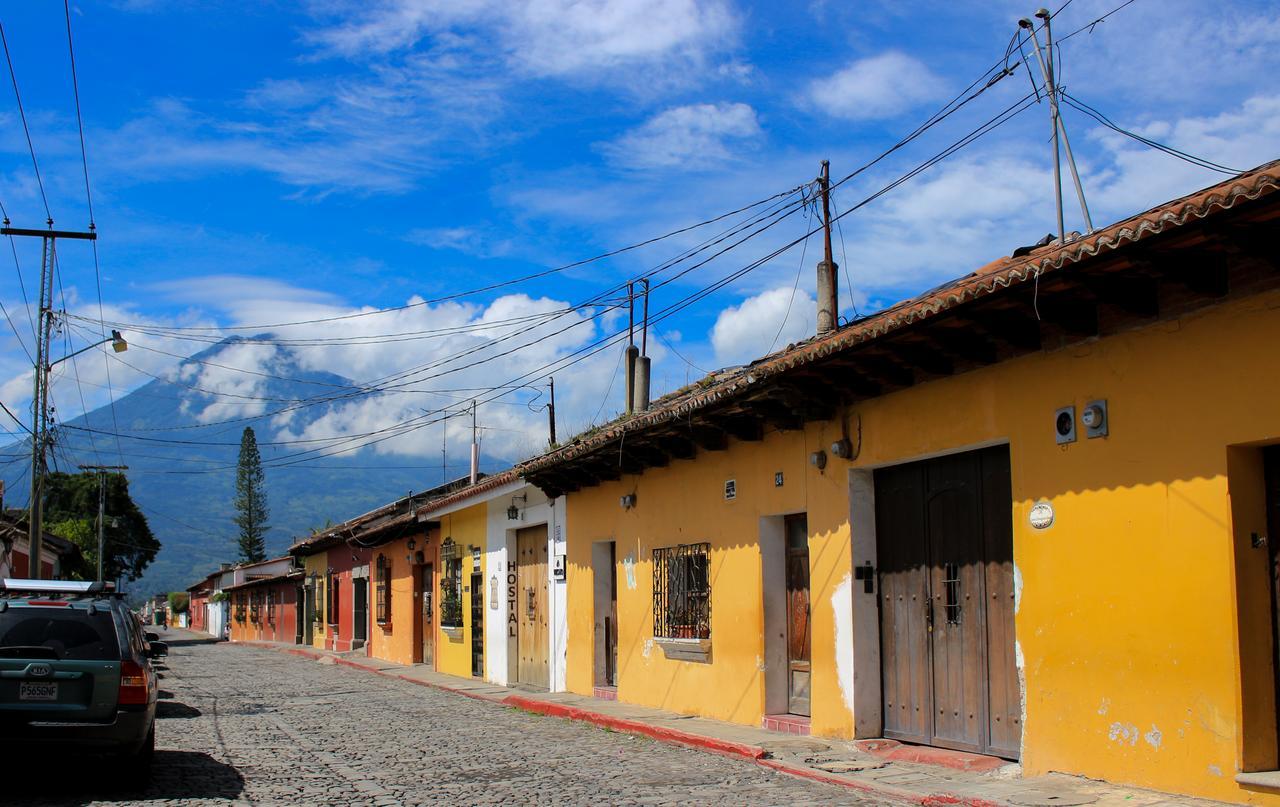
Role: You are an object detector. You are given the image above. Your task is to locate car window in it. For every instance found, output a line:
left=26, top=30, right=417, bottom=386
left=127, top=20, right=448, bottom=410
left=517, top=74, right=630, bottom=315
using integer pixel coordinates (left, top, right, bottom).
left=0, top=607, right=122, bottom=661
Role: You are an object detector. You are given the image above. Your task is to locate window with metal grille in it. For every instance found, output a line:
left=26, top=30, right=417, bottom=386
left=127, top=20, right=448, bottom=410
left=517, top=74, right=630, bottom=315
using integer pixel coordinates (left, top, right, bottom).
left=375, top=554, right=392, bottom=625
left=943, top=562, right=962, bottom=625
left=266, top=590, right=276, bottom=625
left=327, top=574, right=339, bottom=626
left=440, top=557, right=463, bottom=628
left=312, top=579, right=324, bottom=624
left=234, top=592, right=246, bottom=623
left=249, top=591, right=260, bottom=623
left=652, top=542, right=711, bottom=640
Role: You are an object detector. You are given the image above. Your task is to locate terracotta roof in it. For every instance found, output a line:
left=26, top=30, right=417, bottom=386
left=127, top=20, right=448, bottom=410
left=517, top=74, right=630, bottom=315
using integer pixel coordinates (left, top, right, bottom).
left=413, top=470, right=519, bottom=519
left=287, top=477, right=479, bottom=554
left=224, top=569, right=302, bottom=591
left=520, top=159, right=1280, bottom=477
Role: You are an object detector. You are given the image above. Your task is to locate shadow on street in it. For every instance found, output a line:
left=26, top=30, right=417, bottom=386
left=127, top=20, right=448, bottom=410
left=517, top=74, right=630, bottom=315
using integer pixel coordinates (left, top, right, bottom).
left=10, top=750, right=245, bottom=804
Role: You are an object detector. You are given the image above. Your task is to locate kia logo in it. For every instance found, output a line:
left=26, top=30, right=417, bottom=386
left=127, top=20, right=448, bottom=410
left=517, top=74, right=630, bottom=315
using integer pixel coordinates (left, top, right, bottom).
left=28, top=664, right=51, bottom=677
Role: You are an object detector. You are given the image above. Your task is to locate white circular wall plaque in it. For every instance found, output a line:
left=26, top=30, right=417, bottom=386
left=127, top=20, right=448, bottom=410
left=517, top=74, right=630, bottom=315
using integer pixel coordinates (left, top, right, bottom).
left=1029, top=501, right=1055, bottom=530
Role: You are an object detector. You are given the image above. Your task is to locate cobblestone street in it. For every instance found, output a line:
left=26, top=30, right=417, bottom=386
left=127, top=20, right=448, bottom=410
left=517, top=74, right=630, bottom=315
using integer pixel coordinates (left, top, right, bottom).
left=14, top=633, right=879, bottom=806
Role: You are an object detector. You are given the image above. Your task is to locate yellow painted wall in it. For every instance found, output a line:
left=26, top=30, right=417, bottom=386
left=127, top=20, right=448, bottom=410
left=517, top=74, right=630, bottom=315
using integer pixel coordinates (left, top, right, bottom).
left=303, top=552, right=327, bottom=649
left=564, top=289, right=1280, bottom=804
left=435, top=503, right=487, bottom=679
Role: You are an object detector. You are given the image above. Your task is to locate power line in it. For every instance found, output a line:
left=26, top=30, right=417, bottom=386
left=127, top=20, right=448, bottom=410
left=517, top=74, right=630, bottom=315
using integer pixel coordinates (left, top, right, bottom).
left=0, top=22, right=51, bottom=222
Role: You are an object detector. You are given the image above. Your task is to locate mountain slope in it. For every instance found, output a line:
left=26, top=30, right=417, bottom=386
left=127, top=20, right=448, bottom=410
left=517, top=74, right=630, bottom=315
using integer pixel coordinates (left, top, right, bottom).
left=3, top=337, right=501, bottom=599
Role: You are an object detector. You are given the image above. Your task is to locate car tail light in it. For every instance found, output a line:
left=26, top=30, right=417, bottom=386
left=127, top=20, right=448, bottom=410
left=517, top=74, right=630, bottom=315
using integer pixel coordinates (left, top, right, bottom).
left=118, top=661, right=149, bottom=705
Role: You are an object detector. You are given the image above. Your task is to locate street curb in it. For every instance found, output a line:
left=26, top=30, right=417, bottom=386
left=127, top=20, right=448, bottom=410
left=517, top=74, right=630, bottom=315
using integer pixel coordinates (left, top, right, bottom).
left=502, top=694, right=767, bottom=761
left=239, top=641, right=1003, bottom=806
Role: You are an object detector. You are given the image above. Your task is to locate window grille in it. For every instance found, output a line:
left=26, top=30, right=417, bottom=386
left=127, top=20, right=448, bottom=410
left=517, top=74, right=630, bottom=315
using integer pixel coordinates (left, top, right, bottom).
left=266, top=590, right=276, bottom=625
left=327, top=574, right=339, bottom=626
left=312, top=579, right=324, bottom=624
left=375, top=554, right=392, bottom=625
left=440, top=557, right=463, bottom=628
left=234, top=592, right=246, bottom=623
left=652, top=542, right=711, bottom=640
left=943, top=562, right=962, bottom=625
left=249, top=591, right=260, bottom=623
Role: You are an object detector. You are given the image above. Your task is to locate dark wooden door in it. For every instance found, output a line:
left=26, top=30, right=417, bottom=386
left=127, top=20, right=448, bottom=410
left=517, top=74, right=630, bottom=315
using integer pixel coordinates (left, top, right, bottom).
left=1265, top=446, right=1280, bottom=757
left=295, top=587, right=305, bottom=645
left=606, top=542, right=618, bottom=687
left=421, top=564, right=435, bottom=667
left=470, top=571, right=484, bottom=678
left=303, top=584, right=315, bottom=645
left=785, top=514, right=812, bottom=716
left=517, top=526, right=550, bottom=688
left=352, top=577, right=368, bottom=645
left=874, top=445, right=1019, bottom=759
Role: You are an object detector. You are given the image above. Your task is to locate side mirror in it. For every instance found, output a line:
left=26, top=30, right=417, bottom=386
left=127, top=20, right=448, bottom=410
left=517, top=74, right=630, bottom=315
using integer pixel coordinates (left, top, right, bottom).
left=145, top=632, right=159, bottom=642
left=148, top=642, right=169, bottom=658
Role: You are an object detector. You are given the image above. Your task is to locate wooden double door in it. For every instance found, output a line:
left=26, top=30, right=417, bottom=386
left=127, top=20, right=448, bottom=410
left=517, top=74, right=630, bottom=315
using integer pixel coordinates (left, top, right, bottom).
left=874, top=445, right=1020, bottom=759
left=517, top=525, right=550, bottom=689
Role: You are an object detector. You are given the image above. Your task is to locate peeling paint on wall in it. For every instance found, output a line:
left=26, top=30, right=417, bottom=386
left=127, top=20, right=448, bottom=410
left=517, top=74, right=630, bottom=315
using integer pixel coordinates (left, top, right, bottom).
left=1108, top=722, right=1140, bottom=746
left=1144, top=725, right=1162, bottom=749
left=623, top=553, right=636, bottom=590
left=641, top=637, right=652, bottom=659
left=1015, top=639, right=1027, bottom=758
left=1097, top=697, right=1110, bottom=716
left=832, top=573, right=856, bottom=716
left=1012, top=563, right=1023, bottom=615
left=1208, top=765, right=1223, bottom=777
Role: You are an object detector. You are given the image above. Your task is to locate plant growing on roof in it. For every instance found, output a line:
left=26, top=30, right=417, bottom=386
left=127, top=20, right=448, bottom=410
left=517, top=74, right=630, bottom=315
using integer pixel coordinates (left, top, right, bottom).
left=233, top=426, right=270, bottom=564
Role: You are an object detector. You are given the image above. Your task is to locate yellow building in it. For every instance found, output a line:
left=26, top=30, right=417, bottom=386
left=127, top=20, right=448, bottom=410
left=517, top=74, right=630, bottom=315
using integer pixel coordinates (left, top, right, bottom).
left=520, top=162, right=1280, bottom=804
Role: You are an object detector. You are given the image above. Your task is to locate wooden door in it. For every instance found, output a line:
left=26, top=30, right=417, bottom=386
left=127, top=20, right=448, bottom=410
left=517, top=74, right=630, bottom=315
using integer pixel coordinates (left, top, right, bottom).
left=470, top=571, right=484, bottom=678
left=517, top=525, right=550, bottom=689
left=1265, top=446, right=1280, bottom=756
left=352, top=577, right=368, bottom=645
left=303, top=585, right=314, bottom=645
left=785, top=514, right=812, bottom=716
left=295, top=587, right=304, bottom=645
left=605, top=542, right=618, bottom=687
left=421, top=564, right=434, bottom=668
left=874, top=445, right=1019, bottom=758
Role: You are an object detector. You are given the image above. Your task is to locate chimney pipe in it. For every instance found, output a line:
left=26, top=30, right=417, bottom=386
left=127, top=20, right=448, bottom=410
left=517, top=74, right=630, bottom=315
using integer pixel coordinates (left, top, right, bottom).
left=632, top=355, right=650, bottom=413
left=624, top=345, right=639, bottom=416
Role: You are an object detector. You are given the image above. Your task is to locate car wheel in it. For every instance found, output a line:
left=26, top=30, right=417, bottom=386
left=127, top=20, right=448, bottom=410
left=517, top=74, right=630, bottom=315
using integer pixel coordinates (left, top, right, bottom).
left=122, top=724, right=155, bottom=788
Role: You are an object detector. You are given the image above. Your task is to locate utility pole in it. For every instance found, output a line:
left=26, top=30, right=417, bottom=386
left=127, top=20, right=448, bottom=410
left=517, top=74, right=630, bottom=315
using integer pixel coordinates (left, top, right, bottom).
left=1020, top=9, right=1093, bottom=241
left=625, top=282, right=638, bottom=416
left=78, top=464, right=127, bottom=582
left=547, top=377, right=557, bottom=448
left=2, top=223, right=97, bottom=580
left=816, top=161, right=839, bottom=335
left=469, top=400, right=479, bottom=485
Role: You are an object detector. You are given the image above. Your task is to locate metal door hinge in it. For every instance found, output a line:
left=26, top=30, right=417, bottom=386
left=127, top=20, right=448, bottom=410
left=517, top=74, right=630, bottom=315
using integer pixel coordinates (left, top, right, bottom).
left=854, top=561, right=875, bottom=594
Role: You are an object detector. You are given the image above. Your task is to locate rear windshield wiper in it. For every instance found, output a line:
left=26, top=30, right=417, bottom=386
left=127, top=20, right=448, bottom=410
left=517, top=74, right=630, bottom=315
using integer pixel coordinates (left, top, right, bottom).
left=0, top=646, right=59, bottom=659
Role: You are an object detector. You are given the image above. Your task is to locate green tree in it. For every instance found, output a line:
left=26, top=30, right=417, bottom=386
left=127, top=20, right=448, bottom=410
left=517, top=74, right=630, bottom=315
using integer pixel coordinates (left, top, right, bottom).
left=234, top=426, right=269, bottom=563
left=44, top=471, right=159, bottom=582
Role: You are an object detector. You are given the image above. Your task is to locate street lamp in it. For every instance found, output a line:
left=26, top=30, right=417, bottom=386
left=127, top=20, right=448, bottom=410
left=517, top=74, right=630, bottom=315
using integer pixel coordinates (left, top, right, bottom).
left=28, top=330, right=129, bottom=579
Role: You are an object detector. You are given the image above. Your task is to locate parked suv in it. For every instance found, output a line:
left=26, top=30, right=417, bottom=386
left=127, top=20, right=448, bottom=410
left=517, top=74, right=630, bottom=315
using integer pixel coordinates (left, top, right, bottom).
left=0, top=579, right=166, bottom=781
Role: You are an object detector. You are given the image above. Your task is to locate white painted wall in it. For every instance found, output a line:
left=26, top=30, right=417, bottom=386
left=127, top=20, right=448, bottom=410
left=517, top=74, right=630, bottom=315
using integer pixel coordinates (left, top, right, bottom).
left=481, top=483, right=566, bottom=690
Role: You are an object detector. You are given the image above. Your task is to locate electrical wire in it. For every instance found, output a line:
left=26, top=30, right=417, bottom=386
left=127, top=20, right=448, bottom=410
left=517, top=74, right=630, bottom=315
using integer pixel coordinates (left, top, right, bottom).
left=0, top=22, right=51, bottom=222
left=1061, top=92, right=1244, bottom=175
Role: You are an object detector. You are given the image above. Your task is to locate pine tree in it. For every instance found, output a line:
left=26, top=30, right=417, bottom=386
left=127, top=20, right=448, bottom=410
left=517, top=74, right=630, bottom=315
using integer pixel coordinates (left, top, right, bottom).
left=233, top=426, right=269, bottom=563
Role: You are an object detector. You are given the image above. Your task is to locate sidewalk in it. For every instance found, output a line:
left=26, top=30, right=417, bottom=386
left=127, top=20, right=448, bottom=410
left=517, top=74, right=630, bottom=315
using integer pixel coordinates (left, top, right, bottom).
left=242, top=640, right=1224, bottom=807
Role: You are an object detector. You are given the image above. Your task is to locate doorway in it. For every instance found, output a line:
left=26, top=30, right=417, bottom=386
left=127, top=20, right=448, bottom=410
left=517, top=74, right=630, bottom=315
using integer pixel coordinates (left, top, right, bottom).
left=303, top=583, right=315, bottom=645
left=421, top=563, right=434, bottom=668
left=874, top=445, right=1019, bottom=759
left=1265, top=445, right=1280, bottom=757
left=352, top=577, right=368, bottom=649
left=470, top=571, right=484, bottom=678
left=294, top=586, right=304, bottom=645
left=592, top=541, right=618, bottom=689
left=516, top=525, right=550, bottom=688
left=784, top=514, right=812, bottom=717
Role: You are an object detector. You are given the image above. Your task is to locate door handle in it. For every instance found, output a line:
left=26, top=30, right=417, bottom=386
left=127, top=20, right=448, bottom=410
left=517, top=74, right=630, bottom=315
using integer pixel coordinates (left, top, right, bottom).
left=925, top=596, right=934, bottom=633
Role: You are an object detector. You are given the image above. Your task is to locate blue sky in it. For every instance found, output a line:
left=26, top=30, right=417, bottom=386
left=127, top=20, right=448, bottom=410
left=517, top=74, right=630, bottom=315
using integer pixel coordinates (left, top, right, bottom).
left=0, top=0, right=1277, bottom=464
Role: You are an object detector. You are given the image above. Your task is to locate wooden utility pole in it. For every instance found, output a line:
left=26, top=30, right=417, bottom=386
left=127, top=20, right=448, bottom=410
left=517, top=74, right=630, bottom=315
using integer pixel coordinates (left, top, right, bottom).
left=547, top=377, right=557, bottom=448
left=3, top=224, right=97, bottom=579
left=78, top=464, right=128, bottom=582
left=816, top=161, right=839, bottom=335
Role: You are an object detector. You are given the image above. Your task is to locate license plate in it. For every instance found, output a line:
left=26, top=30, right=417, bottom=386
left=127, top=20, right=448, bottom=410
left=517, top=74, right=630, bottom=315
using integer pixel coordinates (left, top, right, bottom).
left=19, top=681, right=57, bottom=701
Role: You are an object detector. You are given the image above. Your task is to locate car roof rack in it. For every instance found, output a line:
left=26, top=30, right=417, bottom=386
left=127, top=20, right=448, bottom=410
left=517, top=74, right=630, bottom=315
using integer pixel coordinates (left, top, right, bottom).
left=0, top=579, right=119, bottom=597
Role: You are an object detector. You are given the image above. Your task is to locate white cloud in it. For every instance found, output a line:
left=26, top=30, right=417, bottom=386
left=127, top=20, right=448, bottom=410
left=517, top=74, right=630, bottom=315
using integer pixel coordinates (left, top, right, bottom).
left=310, top=0, right=738, bottom=82
left=807, top=51, right=943, bottom=120
left=600, top=102, right=762, bottom=170
left=711, top=286, right=815, bottom=367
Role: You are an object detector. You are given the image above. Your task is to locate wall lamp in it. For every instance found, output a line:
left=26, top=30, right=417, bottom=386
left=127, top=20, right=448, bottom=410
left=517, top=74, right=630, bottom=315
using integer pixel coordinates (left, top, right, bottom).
left=507, top=493, right=527, bottom=521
